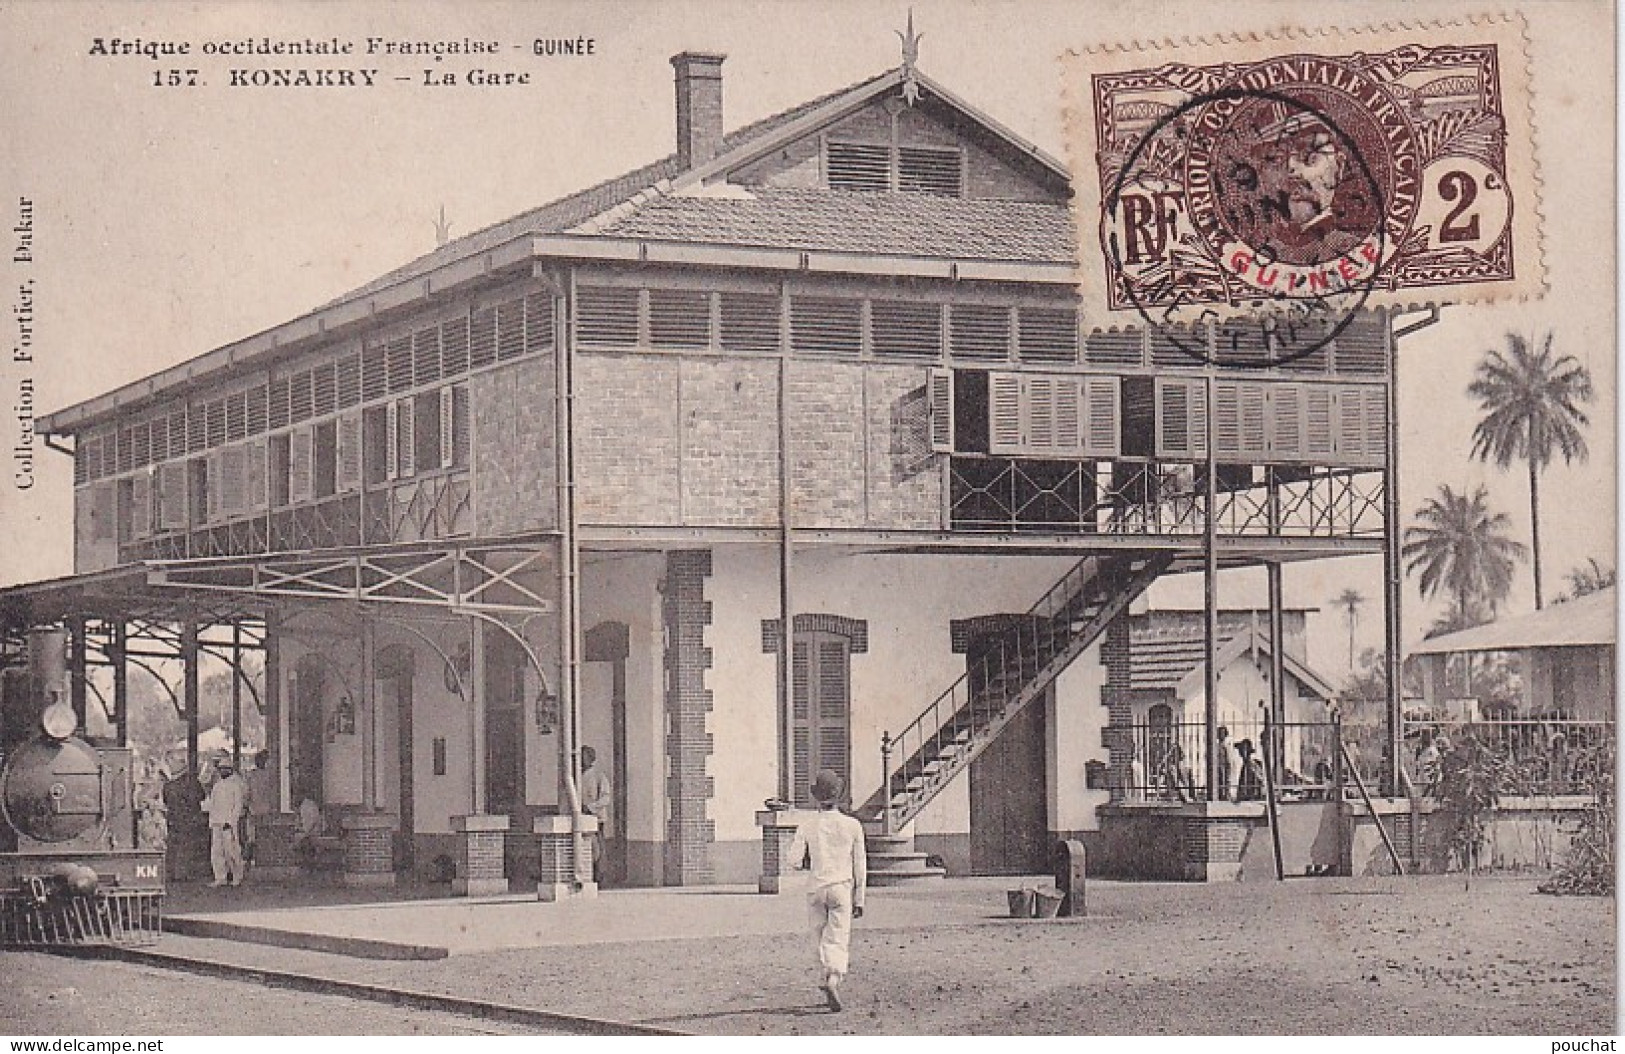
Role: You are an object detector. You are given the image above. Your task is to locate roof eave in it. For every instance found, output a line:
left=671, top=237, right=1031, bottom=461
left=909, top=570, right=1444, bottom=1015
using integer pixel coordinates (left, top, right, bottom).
left=39, top=232, right=1074, bottom=435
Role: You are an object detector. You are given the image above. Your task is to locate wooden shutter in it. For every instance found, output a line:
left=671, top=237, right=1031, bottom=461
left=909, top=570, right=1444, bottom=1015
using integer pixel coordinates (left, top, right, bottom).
left=246, top=441, right=268, bottom=512
left=335, top=411, right=362, bottom=492
left=451, top=385, right=471, bottom=469
left=1268, top=383, right=1304, bottom=460
left=1213, top=381, right=1241, bottom=457
left=205, top=451, right=225, bottom=523
left=792, top=639, right=812, bottom=806
left=385, top=401, right=399, bottom=480
left=130, top=471, right=152, bottom=539
left=1084, top=377, right=1120, bottom=457
left=158, top=462, right=188, bottom=530
left=1239, top=383, right=1267, bottom=457
left=288, top=427, right=314, bottom=505
left=814, top=636, right=851, bottom=787
left=1362, top=387, right=1387, bottom=461
left=439, top=388, right=455, bottom=470
left=989, top=373, right=1024, bottom=454
left=927, top=369, right=955, bottom=453
left=1335, top=386, right=1368, bottom=462
left=219, top=445, right=245, bottom=517
left=789, top=631, right=853, bottom=807
left=396, top=397, right=416, bottom=478
left=1304, top=385, right=1335, bottom=458
left=1155, top=377, right=1207, bottom=458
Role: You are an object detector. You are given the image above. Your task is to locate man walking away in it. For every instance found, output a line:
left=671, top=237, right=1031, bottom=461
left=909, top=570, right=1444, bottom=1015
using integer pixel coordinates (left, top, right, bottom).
left=202, top=757, right=248, bottom=887
left=788, top=769, right=867, bottom=1012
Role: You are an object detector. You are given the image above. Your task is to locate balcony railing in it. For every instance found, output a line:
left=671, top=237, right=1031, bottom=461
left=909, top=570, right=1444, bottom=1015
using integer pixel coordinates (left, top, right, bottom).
left=1107, top=718, right=1380, bottom=804
left=948, top=457, right=1383, bottom=538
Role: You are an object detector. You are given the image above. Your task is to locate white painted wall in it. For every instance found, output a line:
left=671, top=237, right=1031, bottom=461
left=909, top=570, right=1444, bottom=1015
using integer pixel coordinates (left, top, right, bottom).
left=578, top=552, right=667, bottom=845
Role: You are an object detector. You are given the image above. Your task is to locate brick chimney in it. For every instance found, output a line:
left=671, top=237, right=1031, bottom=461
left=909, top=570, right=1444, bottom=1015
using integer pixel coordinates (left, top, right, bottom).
left=671, top=52, right=726, bottom=169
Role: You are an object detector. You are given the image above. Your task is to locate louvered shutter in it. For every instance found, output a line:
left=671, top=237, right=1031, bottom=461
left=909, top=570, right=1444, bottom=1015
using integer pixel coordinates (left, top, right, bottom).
left=220, top=445, right=246, bottom=517
left=1268, top=384, right=1304, bottom=460
left=1335, top=386, right=1366, bottom=461
left=1025, top=376, right=1056, bottom=451
left=246, top=440, right=268, bottom=512
left=1213, top=382, right=1241, bottom=458
left=439, top=388, right=455, bottom=470
left=1363, top=387, right=1387, bottom=462
left=158, top=462, right=188, bottom=530
left=335, top=412, right=362, bottom=492
left=288, top=427, right=314, bottom=505
left=815, top=637, right=851, bottom=789
left=202, top=452, right=221, bottom=523
left=131, top=471, right=152, bottom=539
left=792, top=639, right=812, bottom=806
left=396, top=397, right=416, bottom=478
left=1155, top=378, right=1207, bottom=458
left=1051, top=377, right=1083, bottom=452
left=385, top=401, right=399, bottom=481
left=989, top=373, right=1024, bottom=454
left=1239, top=383, right=1267, bottom=457
left=1304, top=385, right=1335, bottom=458
left=927, top=368, right=954, bottom=453
left=451, top=386, right=471, bottom=469
left=1084, top=377, right=1120, bottom=457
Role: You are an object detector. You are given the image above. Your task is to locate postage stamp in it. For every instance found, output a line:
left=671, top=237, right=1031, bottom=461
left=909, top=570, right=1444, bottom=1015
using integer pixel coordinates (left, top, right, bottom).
left=1067, top=14, right=1545, bottom=342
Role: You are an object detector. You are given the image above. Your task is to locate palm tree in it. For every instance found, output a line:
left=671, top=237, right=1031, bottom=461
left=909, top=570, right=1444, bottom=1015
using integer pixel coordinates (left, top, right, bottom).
left=1468, top=332, right=1594, bottom=609
left=1561, top=556, right=1616, bottom=601
left=1402, top=484, right=1527, bottom=621
left=1331, top=588, right=1366, bottom=673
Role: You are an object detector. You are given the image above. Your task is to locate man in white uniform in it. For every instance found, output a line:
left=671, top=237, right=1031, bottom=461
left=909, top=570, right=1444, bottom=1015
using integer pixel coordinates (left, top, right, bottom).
left=201, top=757, right=248, bottom=887
left=788, top=769, right=868, bottom=1012
left=578, top=746, right=612, bottom=883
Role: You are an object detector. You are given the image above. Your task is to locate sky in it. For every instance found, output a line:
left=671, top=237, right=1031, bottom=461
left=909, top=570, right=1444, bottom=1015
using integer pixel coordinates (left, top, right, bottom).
left=0, top=0, right=1614, bottom=682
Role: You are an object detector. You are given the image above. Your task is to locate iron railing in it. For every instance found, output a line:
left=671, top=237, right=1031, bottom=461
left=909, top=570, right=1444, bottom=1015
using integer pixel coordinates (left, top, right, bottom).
left=1107, top=718, right=1382, bottom=803
left=1402, top=718, right=1614, bottom=797
left=866, top=552, right=1171, bottom=828
left=948, top=457, right=1384, bottom=538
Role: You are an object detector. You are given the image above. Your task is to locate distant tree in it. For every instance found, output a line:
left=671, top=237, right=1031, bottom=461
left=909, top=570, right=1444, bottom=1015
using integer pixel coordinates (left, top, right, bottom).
left=1558, top=557, right=1616, bottom=602
left=1331, top=588, right=1366, bottom=673
left=1403, top=484, right=1527, bottom=623
left=1468, top=332, right=1594, bottom=610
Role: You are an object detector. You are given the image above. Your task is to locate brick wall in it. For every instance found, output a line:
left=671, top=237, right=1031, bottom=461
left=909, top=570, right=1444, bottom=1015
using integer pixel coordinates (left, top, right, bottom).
left=663, top=550, right=715, bottom=884
left=574, top=353, right=680, bottom=524
left=471, top=356, right=559, bottom=535
left=1101, top=616, right=1134, bottom=802
left=788, top=361, right=866, bottom=526
left=679, top=358, right=778, bottom=525
left=864, top=366, right=943, bottom=528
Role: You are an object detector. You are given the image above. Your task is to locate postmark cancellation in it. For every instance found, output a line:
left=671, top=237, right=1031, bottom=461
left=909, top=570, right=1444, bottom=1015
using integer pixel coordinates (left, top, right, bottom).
left=1067, top=14, right=1544, bottom=331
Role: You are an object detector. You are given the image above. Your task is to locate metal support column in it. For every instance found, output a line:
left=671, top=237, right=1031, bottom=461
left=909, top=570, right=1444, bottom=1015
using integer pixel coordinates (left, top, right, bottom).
left=361, top=616, right=376, bottom=809
left=1203, top=372, right=1221, bottom=800
left=112, top=622, right=129, bottom=747
left=777, top=351, right=796, bottom=804
left=182, top=622, right=200, bottom=777
left=69, top=617, right=87, bottom=731
left=264, top=609, right=283, bottom=813
left=1267, top=470, right=1287, bottom=782
left=1382, top=307, right=1404, bottom=797
left=230, top=623, right=243, bottom=770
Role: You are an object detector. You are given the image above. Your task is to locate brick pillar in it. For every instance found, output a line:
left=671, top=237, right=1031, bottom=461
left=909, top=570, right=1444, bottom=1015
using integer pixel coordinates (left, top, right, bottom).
left=663, top=550, right=715, bottom=885
left=339, top=813, right=397, bottom=887
left=452, top=814, right=511, bottom=896
left=535, top=814, right=597, bottom=901
left=1100, top=616, right=1136, bottom=803
left=253, top=813, right=302, bottom=881
left=756, top=809, right=801, bottom=894
left=1179, top=804, right=1260, bottom=881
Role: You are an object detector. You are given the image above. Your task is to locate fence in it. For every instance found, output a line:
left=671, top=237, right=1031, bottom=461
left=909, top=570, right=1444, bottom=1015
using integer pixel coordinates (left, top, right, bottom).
left=1401, top=718, right=1614, bottom=797
left=1108, top=719, right=1375, bottom=803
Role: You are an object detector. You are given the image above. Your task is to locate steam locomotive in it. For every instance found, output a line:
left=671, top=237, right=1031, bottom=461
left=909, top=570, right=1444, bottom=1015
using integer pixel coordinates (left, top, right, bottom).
left=0, top=627, right=164, bottom=945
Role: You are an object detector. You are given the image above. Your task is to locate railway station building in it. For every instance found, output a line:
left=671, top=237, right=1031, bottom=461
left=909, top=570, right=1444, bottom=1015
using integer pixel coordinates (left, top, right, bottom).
left=0, top=45, right=1401, bottom=891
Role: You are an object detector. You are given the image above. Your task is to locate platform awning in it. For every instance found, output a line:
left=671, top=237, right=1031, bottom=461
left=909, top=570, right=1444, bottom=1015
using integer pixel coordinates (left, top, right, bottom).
left=1410, top=587, right=1617, bottom=656
left=0, top=532, right=562, bottom=632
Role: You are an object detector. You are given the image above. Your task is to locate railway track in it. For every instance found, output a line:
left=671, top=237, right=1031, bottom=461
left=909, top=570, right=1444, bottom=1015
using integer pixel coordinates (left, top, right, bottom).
left=52, top=943, right=687, bottom=1037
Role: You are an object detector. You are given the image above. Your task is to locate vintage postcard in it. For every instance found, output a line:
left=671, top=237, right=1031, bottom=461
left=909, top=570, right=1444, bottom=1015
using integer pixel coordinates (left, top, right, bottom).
left=0, top=0, right=1614, bottom=1040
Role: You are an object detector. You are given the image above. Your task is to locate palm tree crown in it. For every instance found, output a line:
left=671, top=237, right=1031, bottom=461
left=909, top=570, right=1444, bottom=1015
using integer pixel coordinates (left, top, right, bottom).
left=1331, top=588, right=1366, bottom=672
left=1402, top=484, right=1528, bottom=622
left=1468, top=332, right=1593, bottom=608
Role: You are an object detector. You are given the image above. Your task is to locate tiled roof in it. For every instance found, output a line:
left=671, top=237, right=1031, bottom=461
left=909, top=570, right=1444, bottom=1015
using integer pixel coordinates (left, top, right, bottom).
left=600, top=186, right=1074, bottom=263
left=328, top=70, right=899, bottom=306
left=1127, top=621, right=1336, bottom=701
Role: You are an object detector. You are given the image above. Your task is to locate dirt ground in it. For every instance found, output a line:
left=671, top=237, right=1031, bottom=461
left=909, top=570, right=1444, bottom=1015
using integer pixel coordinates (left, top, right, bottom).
left=68, top=872, right=1615, bottom=1036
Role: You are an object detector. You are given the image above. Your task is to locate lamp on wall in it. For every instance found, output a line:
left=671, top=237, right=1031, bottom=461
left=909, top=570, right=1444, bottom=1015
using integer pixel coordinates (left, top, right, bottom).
left=444, top=640, right=472, bottom=697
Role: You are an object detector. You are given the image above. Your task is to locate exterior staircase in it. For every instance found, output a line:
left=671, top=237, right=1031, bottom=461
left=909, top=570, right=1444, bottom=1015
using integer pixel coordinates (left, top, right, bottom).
left=857, top=551, right=1175, bottom=882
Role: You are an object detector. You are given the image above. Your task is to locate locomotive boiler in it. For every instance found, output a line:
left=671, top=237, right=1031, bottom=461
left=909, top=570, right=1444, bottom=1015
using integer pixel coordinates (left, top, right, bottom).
left=0, top=627, right=164, bottom=945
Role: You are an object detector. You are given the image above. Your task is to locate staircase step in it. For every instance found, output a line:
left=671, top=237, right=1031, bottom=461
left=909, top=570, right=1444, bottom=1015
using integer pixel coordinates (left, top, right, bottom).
left=867, top=864, right=947, bottom=886
left=868, top=850, right=935, bottom=871
left=865, top=833, right=914, bottom=853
